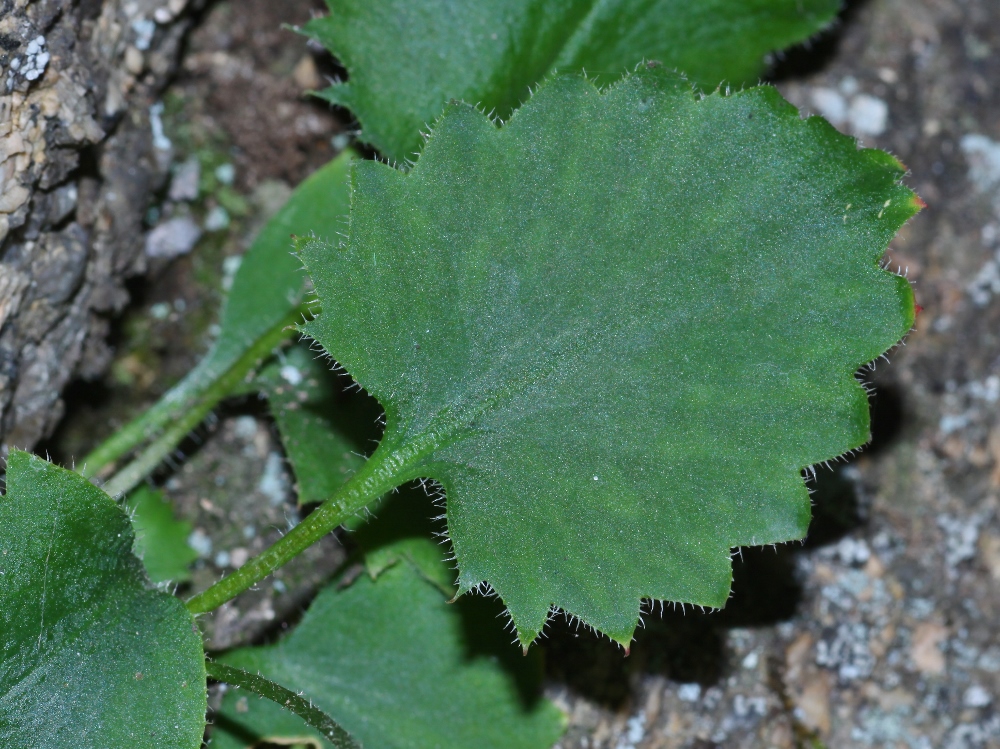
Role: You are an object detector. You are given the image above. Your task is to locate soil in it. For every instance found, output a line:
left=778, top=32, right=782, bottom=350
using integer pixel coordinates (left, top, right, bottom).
left=42, top=0, right=1000, bottom=747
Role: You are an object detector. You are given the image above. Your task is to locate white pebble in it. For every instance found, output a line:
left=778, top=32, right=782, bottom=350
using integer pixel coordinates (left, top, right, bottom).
left=848, top=94, right=888, bottom=137
left=964, top=685, right=992, bottom=708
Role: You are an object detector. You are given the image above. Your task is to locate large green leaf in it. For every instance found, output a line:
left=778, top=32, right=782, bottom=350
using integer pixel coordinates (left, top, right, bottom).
left=305, top=0, right=839, bottom=162
left=211, top=557, right=565, bottom=749
left=0, top=451, right=206, bottom=747
left=300, top=67, right=919, bottom=646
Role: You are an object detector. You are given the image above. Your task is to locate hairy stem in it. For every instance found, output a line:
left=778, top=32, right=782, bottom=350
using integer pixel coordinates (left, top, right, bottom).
left=186, top=438, right=415, bottom=614
left=99, top=312, right=302, bottom=497
left=206, top=661, right=358, bottom=748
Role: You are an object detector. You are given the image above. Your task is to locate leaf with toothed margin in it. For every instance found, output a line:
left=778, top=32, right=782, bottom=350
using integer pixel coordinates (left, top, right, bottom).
left=303, top=0, right=839, bottom=163
left=0, top=451, right=206, bottom=747
left=299, top=66, right=921, bottom=648
left=210, top=552, right=565, bottom=749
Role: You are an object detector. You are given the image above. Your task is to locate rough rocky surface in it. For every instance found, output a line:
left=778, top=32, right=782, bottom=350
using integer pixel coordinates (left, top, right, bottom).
left=32, top=0, right=1000, bottom=747
left=0, top=0, right=206, bottom=454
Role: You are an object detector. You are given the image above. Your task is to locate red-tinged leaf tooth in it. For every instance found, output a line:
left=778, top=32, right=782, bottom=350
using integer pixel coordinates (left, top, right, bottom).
left=915, top=304, right=924, bottom=315
left=522, top=646, right=529, bottom=657
left=623, top=646, right=631, bottom=657
left=913, top=195, right=928, bottom=210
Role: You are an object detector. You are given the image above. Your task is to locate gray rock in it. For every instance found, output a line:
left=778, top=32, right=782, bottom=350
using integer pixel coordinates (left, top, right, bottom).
left=144, top=216, right=202, bottom=259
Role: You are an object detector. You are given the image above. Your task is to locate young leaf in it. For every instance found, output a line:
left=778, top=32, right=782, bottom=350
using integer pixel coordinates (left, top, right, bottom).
left=300, top=67, right=920, bottom=647
left=305, top=0, right=839, bottom=162
left=126, top=485, right=199, bottom=583
left=0, top=451, right=206, bottom=747
left=210, top=558, right=564, bottom=749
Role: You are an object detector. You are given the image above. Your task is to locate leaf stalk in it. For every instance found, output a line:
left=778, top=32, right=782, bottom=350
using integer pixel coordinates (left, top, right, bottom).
left=205, top=660, right=358, bottom=748
left=94, top=309, right=305, bottom=496
left=186, top=436, right=415, bottom=614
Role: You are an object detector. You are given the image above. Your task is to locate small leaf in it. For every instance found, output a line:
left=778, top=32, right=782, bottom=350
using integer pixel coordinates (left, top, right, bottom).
left=126, top=485, right=199, bottom=583
left=301, top=67, right=919, bottom=646
left=253, top=344, right=369, bottom=506
left=0, top=451, right=206, bottom=747
left=211, top=560, right=564, bottom=749
left=305, top=0, right=839, bottom=162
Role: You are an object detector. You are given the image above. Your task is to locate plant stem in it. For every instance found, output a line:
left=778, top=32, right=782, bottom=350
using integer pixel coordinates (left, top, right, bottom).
left=205, top=661, right=359, bottom=748
left=186, top=439, right=412, bottom=614
left=99, top=313, right=301, bottom=497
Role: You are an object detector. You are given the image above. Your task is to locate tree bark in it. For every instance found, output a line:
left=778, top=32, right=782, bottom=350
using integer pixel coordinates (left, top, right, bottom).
left=0, top=0, right=201, bottom=454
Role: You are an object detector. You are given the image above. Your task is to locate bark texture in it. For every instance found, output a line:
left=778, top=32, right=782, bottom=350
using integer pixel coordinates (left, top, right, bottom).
left=0, top=0, right=199, bottom=454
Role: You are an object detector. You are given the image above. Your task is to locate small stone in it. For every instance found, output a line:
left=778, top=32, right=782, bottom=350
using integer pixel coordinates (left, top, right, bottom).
left=232, top=415, right=258, bottom=440
left=963, top=685, right=992, bottom=708
left=910, top=622, right=947, bottom=674
left=848, top=94, right=888, bottom=137
left=145, top=216, right=201, bottom=259
left=877, top=67, right=899, bottom=84
left=810, top=88, right=847, bottom=127
left=961, top=134, right=1000, bottom=193
left=258, top=452, right=290, bottom=506
left=204, top=205, right=230, bottom=231
left=149, top=302, right=170, bottom=320
left=168, top=158, right=200, bottom=202
left=229, top=547, right=250, bottom=568
left=795, top=671, right=831, bottom=736
left=187, top=529, right=212, bottom=558
left=214, top=163, right=236, bottom=186
left=124, top=46, right=144, bottom=75
left=677, top=683, right=701, bottom=702
left=214, top=550, right=231, bottom=568
left=293, top=54, right=321, bottom=90
left=280, top=365, right=303, bottom=386
left=131, top=18, right=156, bottom=51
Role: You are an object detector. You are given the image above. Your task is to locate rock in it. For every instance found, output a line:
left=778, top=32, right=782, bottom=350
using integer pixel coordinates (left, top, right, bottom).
left=961, top=134, right=1000, bottom=194
left=168, top=157, right=201, bottom=201
left=910, top=622, right=948, bottom=675
left=144, top=216, right=202, bottom=259
left=0, top=0, right=206, bottom=453
left=847, top=94, right=888, bottom=137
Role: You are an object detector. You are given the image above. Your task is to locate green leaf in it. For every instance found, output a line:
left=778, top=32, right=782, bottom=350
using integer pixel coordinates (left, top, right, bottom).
left=0, top=451, right=206, bottom=747
left=210, top=559, right=564, bottom=749
left=253, top=344, right=368, bottom=506
left=300, top=67, right=919, bottom=646
left=126, top=485, right=199, bottom=584
left=305, top=0, right=839, bottom=162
